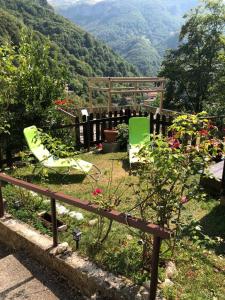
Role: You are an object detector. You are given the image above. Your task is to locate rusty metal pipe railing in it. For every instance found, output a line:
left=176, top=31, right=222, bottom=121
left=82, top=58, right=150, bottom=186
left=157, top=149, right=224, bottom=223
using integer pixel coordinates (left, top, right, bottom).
left=0, top=172, right=171, bottom=300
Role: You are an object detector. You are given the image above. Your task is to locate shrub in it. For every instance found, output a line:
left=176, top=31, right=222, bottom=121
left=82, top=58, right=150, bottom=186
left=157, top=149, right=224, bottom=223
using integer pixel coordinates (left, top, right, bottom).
left=116, top=123, right=129, bottom=149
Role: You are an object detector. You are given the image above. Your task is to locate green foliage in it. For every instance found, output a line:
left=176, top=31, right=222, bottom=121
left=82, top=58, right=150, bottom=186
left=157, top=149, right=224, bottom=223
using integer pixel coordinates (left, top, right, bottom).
left=180, top=220, right=217, bottom=248
left=3, top=184, right=51, bottom=234
left=54, top=0, right=198, bottom=75
left=0, top=0, right=138, bottom=99
left=101, top=239, right=148, bottom=283
left=5, top=151, right=225, bottom=295
left=116, top=123, right=129, bottom=149
left=160, top=0, right=225, bottom=113
left=37, top=128, right=78, bottom=158
left=130, top=112, right=221, bottom=261
left=206, top=36, right=225, bottom=114
left=0, top=30, right=67, bottom=152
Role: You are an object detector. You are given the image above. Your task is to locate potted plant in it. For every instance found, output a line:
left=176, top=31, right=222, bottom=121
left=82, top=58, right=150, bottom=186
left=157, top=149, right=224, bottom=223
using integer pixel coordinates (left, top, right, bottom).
left=103, top=128, right=118, bottom=143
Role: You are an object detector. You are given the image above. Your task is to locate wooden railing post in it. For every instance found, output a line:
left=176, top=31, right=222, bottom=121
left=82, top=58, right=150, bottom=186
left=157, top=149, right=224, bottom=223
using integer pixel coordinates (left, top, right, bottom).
left=51, top=198, right=58, bottom=247
left=87, top=116, right=91, bottom=152
left=149, top=235, right=161, bottom=300
left=0, top=181, right=4, bottom=218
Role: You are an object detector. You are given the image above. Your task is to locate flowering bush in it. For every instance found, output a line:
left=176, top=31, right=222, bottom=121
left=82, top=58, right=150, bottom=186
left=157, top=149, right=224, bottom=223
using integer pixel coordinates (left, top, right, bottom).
left=129, top=112, right=222, bottom=259
left=90, top=166, right=128, bottom=244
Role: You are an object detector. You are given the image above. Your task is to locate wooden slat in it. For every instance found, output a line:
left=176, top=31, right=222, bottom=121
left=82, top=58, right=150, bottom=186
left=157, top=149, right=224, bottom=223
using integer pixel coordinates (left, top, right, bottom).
left=155, top=114, right=161, bottom=134
left=75, top=117, right=81, bottom=149
left=95, top=113, right=100, bottom=143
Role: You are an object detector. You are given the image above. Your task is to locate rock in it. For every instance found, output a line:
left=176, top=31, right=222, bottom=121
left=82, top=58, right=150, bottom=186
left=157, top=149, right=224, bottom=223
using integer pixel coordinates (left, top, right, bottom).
left=143, top=280, right=150, bottom=290
left=88, top=218, right=98, bottom=226
left=126, top=234, right=133, bottom=241
left=52, top=242, right=69, bottom=255
left=165, top=261, right=178, bottom=279
left=56, top=204, right=70, bottom=215
left=161, top=278, right=174, bottom=288
left=69, top=211, right=84, bottom=221
left=141, top=291, right=150, bottom=300
left=135, top=293, right=142, bottom=300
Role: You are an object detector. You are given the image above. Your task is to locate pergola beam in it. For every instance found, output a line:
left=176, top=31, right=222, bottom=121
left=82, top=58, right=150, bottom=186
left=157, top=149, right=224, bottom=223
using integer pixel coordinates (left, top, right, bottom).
left=94, top=89, right=165, bottom=94
left=88, top=77, right=166, bottom=113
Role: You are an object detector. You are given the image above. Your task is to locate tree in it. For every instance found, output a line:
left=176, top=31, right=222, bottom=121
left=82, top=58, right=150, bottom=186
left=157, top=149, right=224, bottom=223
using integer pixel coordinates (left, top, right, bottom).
left=0, top=30, right=68, bottom=152
left=206, top=36, right=225, bottom=114
left=160, top=0, right=225, bottom=113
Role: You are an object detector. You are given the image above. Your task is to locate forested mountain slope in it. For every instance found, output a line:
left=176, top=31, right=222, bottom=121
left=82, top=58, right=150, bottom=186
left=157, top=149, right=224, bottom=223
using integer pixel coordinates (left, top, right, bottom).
left=49, top=0, right=198, bottom=75
left=0, top=0, right=138, bottom=95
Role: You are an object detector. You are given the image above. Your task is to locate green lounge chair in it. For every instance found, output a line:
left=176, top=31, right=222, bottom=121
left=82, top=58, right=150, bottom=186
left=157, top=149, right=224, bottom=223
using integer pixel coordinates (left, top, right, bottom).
left=23, top=126, right=101, bottom=180
left=128, top=117, right=150, bottom=165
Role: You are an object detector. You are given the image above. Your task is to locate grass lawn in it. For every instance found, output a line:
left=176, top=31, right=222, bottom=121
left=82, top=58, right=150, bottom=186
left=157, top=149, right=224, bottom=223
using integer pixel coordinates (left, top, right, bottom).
left=3, top=151, right=225, bottom=299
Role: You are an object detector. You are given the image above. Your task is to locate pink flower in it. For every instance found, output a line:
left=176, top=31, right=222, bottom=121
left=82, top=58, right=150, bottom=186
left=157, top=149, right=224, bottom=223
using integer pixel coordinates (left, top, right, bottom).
left=208, top=124, right=215, bottom=129
left=92, top=188, right=103, bottom=196
left=168, top=137, right=180, bottom=149
left=199, top=129, right=208, bottom=136
left=97, top=143, right=103, bottom=149
left=180, top=196, right=189, bottom=204
left=171, top=140, right=180, bottom=149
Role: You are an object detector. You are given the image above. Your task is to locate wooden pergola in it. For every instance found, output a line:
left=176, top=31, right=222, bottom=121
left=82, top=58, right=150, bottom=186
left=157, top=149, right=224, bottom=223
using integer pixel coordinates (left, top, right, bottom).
left=88, top=77, right=166, bottom=112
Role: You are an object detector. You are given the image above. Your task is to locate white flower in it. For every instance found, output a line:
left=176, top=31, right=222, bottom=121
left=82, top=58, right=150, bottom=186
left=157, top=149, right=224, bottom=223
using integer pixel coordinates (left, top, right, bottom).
left=69, top=211, right=84, bottom=221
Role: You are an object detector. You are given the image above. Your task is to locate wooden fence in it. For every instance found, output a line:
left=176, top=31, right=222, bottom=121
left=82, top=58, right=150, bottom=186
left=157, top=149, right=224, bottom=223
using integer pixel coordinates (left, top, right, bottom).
left=51, top=109, right=173, bottom=150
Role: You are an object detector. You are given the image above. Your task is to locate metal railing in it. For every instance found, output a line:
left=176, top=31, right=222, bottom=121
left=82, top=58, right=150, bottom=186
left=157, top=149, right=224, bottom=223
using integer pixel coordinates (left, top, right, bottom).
left=0, top=172, right=171, bottom=300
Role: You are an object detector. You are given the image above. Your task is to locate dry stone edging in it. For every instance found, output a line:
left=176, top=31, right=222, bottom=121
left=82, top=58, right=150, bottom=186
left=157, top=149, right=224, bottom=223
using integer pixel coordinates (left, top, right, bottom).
left=0, top=215, right=150, bottom=300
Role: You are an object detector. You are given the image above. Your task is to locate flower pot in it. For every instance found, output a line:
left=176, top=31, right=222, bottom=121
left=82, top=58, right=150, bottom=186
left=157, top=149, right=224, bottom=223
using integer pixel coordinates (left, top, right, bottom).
left=102, top=142, right=120, bottom=153
left=103, top=129, right=118, bottom=143
left=38, top=211, right=67, bottom=232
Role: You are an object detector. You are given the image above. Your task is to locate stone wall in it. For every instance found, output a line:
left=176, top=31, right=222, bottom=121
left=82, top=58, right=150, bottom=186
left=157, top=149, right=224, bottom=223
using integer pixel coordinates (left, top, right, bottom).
left=0, top=215, right=149, bottom=300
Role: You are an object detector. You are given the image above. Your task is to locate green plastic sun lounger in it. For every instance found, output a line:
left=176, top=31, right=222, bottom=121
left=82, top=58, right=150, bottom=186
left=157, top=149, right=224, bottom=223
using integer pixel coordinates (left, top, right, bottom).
left=23, top=126, right=100, bottom=180
left=128, top=117, right=150, bottom=164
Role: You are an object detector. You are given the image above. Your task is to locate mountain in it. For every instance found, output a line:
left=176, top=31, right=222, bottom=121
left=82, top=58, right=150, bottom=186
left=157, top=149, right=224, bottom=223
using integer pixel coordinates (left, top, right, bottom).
left=49, top=0, right=199, bottom=75
left=0, top=0, right=138, bottom=96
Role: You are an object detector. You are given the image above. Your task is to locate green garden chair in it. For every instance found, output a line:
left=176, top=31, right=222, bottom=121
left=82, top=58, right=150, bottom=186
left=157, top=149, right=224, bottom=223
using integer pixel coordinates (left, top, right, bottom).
left=128, top=117, right=150, bottom=165
left=23, top=126, right=101, bottom=180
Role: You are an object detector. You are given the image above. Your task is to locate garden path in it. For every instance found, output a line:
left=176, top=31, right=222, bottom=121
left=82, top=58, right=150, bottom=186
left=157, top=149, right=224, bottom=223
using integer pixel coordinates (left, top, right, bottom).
left=0, top=243, right=85, bottom=300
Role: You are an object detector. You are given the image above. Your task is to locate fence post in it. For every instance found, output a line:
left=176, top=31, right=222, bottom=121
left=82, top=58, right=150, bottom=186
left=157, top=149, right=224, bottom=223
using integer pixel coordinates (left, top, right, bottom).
left=95, top=113, right=101, bottom=144
left=155, top=114, right=161, bottom=135
left=89, top=113, right=94, bottom=145
left=0, top=181, right=4, bottom=218
left=75, top=116, right=81, bottom=150
left=149, top=235, right=161, bottom=300
left=51, top=198, right=58, bottom=247
left=87, top=116, right=91, bottom=152
left=150, top=113, right=154, bottom=134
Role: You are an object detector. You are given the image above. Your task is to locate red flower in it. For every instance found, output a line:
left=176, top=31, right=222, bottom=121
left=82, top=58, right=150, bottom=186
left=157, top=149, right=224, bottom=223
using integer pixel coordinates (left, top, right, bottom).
left=180, top=196, right=189, bottom=204
left=168, top=137, right=180, bottom=149
left=171, top=140, right=180, bottom=149
left=54, top=99, right=68, bottom=105
left=54, top=100, right=62, bottom=105
left=97, top=143, right=103, bottom=149
left=92, top=188, right=103, bottom=196
left=199, top=129, right=208, bottom=136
